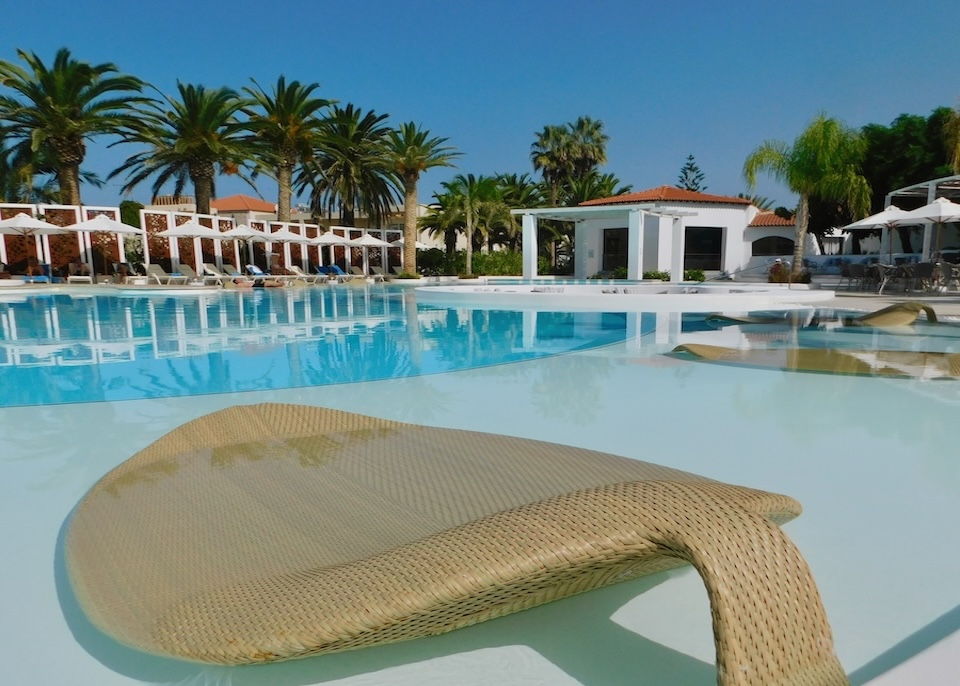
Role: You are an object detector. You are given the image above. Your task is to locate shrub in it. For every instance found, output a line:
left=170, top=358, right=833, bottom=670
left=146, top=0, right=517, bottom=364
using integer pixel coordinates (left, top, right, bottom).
left=643, top=270, right=670, bottom=281
left=684, top=268, right=706, bottom=282
left=767, top=261, right=811, bottom=283
left=394, top=272, right=420, bottom=279
left=472, top=250, right=523, bottom=276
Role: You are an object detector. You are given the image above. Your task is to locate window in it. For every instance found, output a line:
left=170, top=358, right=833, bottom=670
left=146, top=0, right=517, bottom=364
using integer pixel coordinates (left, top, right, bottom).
left=602, top=228, right=627, bottom=272
left=752, top=236, right=794, bottom=256
left=684, top=227, right=724, bottom=270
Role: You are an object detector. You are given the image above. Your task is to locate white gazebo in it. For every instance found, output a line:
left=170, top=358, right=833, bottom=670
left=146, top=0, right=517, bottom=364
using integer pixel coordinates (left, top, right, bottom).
left=511, top=187, right=759, bottom=281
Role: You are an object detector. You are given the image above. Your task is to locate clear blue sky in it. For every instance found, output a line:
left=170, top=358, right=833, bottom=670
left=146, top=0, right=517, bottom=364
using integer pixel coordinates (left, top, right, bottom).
left=2, top=0, right=958, bottom=211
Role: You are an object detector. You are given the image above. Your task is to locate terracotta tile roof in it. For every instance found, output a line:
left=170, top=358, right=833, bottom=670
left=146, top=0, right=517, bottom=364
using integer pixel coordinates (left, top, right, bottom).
left=748, top=211, right=795, bottom=227
left=211, top=194, right=276, bottom=213
left=579, top=186, right=752, bottom=207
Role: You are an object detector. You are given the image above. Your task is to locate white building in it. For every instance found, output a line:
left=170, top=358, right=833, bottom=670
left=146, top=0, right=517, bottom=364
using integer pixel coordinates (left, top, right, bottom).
left=513, top=186, right=797, bottom=281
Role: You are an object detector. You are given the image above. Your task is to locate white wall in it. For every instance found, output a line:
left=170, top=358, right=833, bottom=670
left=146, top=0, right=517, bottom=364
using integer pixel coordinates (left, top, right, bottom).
left=573, top=204, right=753, bottom=278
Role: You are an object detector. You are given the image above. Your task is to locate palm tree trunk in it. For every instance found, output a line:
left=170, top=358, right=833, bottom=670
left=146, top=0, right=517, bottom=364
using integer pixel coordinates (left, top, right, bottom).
left=195, top=176, right=214, bottom=215
left=402, top=175, right=418, bottom=274
left=191, top=159, right=215, bottom=215
left=277, top=163, right=293, bottom=222
left=57, top=164, right=82, bottom=206
left=792, top=194, right=810, bottom=277
left=465, top=211, right=474, bottom=276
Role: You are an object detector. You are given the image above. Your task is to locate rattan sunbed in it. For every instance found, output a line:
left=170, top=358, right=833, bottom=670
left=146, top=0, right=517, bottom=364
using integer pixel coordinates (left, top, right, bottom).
left=65, top=403, right=848, bottom=685
left=706, top=301, right=937, bottom=328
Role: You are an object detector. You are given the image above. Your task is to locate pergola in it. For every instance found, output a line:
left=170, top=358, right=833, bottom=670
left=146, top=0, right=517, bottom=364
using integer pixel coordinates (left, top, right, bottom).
left=883, top=174, right=960, bottom=257
left=510, top=204, right=693, bottom=281
left=885, top=174, right=960, bottom=206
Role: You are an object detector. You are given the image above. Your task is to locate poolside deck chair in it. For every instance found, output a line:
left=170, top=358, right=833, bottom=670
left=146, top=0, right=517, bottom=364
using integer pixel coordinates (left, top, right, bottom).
left=202, top=263, right=231, bottom=286
left=246, top=263, right=294, bottom=284
left=287, top=264, right=321, bottom=284
left=391, top=265, right=404, bottom=276
left=146, top=264, right=188, bottom=285
left=323, top=264, right=354, bottom=282
left=176, top=265, right=209, bottom=284
left=65, top=403, right=847, bottom=684
left=371, top=266, right=390, bottom=281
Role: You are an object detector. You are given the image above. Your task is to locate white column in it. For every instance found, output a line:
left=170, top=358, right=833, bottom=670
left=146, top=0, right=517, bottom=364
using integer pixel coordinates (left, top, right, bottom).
left=521, top=213, right=538, bottom=279
left=670, top=217, right=685, bottom=283
left=627, top=210, right=643, bottom=280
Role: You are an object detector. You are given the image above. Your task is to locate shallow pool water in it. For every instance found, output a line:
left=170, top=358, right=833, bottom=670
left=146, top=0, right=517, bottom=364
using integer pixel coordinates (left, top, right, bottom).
left=2, top=285, right=958, bottom=685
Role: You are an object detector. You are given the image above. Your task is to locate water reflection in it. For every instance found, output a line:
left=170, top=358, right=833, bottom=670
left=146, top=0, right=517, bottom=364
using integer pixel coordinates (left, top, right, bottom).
left=0, top=288, right=630, bottom=406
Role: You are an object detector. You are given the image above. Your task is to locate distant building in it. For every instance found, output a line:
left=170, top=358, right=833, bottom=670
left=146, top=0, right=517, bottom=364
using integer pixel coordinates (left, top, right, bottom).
left=512, top=186, right=800, bottom=280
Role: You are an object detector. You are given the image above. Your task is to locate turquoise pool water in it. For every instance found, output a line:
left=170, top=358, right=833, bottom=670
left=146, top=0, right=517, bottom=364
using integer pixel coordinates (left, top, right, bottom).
left=0, top=287, right=633, bottom=407
left=2, top=285, right=958, bottom=685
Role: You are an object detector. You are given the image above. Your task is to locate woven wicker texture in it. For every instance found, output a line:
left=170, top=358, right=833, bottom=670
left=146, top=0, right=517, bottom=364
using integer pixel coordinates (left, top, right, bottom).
left=66, top=403, right=848, bottom=685
left=674, top=343, right=960, bottom=380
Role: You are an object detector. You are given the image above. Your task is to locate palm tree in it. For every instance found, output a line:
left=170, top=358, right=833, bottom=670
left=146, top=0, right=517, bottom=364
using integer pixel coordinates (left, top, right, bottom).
left=241, top=76, right=333, bottom=222
left=564, top=170, right=631, bottom=206
left=494, top=173, right=544, bottom=250
left=569, top=115, right=609, bottom=177
left=386, top=122, right=460, bottom=274
left=945, top=105, right=960, bottom=173
left=738, top=193, right=775, bottom=211
left=441, top=174, right=501, bottom=275
left=420, top=199, right=463, bottom=257
left=298, top=104, right=398, bottom=227
left=531, top=124, right=574, bottom=206
left=744, top=113, right=870, bottom=276
left=0, top=48, right=147, bottom=205
left=110, top=83, right=255, bottom=214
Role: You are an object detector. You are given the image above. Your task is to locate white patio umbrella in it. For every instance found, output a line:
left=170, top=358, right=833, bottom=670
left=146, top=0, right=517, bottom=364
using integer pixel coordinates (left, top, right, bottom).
left=66, top=214, right=144, bottom=235
left=0, top=213, right=70, bottom=269
left=841, top=205, right=909, bottom=261
left=349, top=233, right=392, bottom=275
left=221, top=224, right=268, bottom=240
left=64, top=214, right=147, bottom=276
left=311, top=231, right=352, bottom=267
left=0, top=212, right=69, bottom=236
left=895, top=197, right=960, bottom=256
left=219, top=224, right=268, bottom=268
left=264, top=227, right=312, bottom=271
left=157, top=221, right=222, bottom=273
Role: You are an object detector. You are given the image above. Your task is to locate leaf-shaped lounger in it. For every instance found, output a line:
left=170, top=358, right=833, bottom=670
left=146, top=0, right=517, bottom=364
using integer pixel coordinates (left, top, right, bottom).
left=66, top=404, right=848, bottom=685
left=706, top=301, right=936, bottom=329
left=673, top=344, right=960, bottom=379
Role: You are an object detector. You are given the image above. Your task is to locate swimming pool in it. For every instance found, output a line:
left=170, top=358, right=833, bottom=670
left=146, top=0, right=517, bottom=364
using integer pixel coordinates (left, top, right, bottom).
left=2, top=285, right=958, bottom=685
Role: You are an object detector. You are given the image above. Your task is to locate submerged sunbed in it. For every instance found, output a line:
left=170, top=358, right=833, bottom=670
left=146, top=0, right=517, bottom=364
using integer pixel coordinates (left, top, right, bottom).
left=65, top=403, right=848, bottom=685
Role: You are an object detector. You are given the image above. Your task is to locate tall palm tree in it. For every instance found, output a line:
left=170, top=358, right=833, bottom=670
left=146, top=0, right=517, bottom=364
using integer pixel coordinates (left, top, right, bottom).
left=110, top=83, right=255, bottom=214
left=531, top=124, right=574, bottom=206
left=569, top=115, right=609, bottom=177
left=386, top=122, right=460, bottom=273
left=441, top=173, right=501, bottom=275
left=744, top=113, right=870, bottom=276
left=298, top=104, right=398, bottom=227
left=420, top=198, right=464, bottom=257
left=945, top=105, right=960, bottom=174
left=0, top=48, right=147, bottom=205
left=241, top=76, right=333, bottom=222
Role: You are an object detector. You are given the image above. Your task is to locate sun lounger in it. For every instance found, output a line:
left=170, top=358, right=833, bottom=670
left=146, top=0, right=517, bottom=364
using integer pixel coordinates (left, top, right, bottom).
left=176, top=264, right=215, bottom=285
left=146, top=264, right=188, bottom=285
left=65, top=404, right=847, bottom=684
left=202, top=263, right=232, bottom=286
left=287, top=264, right=321, bottom=284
